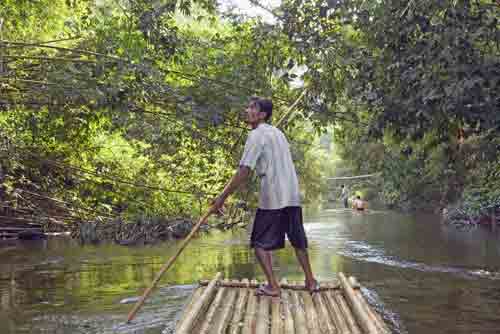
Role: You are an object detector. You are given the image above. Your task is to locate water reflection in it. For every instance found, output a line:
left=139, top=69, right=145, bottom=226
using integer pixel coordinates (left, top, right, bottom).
left=1, top=208, right=500, bottom=334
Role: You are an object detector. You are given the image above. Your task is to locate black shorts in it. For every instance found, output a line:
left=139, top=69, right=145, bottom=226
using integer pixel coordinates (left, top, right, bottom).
left=250, top=206, right=308, bottom=251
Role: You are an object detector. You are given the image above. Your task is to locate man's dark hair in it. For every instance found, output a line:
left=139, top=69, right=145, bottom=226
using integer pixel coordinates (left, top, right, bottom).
left=250, top=97, right=273, bottom=122
left=356, top=195, right=361, bottom=199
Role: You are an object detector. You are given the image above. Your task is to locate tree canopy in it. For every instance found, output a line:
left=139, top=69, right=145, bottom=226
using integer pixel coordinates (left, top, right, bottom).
left=1, top=0, right=498, bottom=225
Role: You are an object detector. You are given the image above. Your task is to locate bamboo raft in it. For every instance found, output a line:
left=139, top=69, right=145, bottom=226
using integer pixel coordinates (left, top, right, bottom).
left=175, top=272, right=391, bottom=334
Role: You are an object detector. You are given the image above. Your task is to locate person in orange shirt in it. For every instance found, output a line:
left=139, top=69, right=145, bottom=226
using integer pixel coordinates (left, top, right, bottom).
left=352, top=195, right=367, bottom=211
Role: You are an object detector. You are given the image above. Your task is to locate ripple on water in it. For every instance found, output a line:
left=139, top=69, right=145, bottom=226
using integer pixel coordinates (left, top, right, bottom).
left=340, top=240, right=500, bottom=280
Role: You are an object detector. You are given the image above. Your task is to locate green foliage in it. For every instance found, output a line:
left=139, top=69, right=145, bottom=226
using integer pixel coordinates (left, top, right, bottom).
left=278, top=0, right=499, bottom=212
left=0, top=0, right=330, bottom=225
left=1, top=0, right=498, bottom=226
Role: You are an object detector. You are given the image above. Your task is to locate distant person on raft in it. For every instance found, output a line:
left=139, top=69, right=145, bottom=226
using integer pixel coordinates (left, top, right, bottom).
left=352, top=195, right=367, bottom=211
left=340, top=184, right=349, bottom=208
left=211, top=97, right=319, bottom=297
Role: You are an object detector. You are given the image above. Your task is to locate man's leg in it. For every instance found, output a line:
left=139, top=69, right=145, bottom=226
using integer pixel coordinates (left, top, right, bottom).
left=255, top=247, right=280, bottom=292
left=286, top=207, right=318, bottom=291
left=294, top=247, right=317, bottom=289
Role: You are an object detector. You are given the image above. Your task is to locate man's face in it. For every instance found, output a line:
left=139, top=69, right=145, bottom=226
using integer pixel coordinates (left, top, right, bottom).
left=245, top=101, right=265, bottom=127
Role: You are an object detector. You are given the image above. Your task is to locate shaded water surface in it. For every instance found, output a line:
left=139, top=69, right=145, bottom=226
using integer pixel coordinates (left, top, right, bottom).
left=1, top=208, right=499, bottom=333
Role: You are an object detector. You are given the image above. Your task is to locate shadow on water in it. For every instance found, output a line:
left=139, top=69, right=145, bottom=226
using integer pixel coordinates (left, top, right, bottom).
left=1, top=206, right=500, bottom=333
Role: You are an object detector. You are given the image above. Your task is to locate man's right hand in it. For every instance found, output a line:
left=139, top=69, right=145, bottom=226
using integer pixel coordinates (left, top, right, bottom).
left=210, top=195, right=226, bottom=216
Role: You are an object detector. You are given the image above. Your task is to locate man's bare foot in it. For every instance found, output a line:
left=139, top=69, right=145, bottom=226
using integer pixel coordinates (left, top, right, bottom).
left=305, top=279, right=320, bottom=294
left=255, top=284, right=281, bottom=297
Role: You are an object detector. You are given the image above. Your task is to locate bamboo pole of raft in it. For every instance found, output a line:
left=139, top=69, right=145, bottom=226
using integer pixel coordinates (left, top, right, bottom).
left=334, top=291, right=361, bottom=334
left=348, top=276, right=391, bottom=334
left=256, top=294, right=271, bottom=333
left=242, top=280, right=258, bottom=334
left=175, top=286, right=205, bottom=331
left=271, top=292, right=283, bottom=334
left=199, top=285, right=227, bottom=334
left=230, top=279, right=250, bottom=334
left=126, top=209, right=213, bottom=323
left=280, top=279, right=295, bottom=334
left=302, top=291, right=321, bottom=334
left=338, top=272, right=379, bottom=334
left=212, top=282, right=238, bottom=334
left=312, top=290, right=337, bottom=334
left=289, top=284, right=308, bottom=334
left=176, top=272, right=223, bottom=334
left=198, top=280, right=340, bottom=290
left=324, top=283, right=350, bottom=334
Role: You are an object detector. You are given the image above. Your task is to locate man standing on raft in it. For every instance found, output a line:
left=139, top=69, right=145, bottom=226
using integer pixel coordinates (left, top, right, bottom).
left=211, top=97, right=319, bottom=297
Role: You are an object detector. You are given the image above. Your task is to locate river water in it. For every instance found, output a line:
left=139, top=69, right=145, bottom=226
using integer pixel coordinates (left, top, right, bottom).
left=1, top=208, right=499, bottom=334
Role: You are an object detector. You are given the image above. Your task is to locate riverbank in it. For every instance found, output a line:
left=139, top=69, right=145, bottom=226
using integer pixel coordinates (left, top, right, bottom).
left=443, top=205, right=500, bottom=229
left=0, top=205, right=250, bottom=245
left=71, top=217, right=195, bottom=245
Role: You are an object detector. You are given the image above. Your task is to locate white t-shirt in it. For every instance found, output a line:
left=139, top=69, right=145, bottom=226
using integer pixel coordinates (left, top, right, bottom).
left=239, top=123, right=301, bottom=210
left=341, top=187, right=348, bottom=199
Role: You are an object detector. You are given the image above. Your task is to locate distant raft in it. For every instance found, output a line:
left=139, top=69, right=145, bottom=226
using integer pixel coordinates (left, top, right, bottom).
left=174, top=272, right=391, bottom=334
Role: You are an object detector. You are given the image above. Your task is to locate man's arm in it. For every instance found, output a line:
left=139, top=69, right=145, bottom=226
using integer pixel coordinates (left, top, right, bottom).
left=212, top=166, right=251, bottom=213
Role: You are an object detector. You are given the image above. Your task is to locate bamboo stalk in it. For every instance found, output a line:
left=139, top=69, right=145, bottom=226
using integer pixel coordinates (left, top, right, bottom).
left=334, top=291, right=361, bottom=334
left=324, top=284, right=350, bottom=334
left=348, top=277, right=390, bottom=334
left=2, top=55, right=100, bottom=63
left=256, top=294, right=271, bottom=334
left=199, top=286, right=227, bottom=334
left=0, top=232, right=19, bottom=238
left=0, top=227, right=43, bottom=232
left=175, top=286, right=205, bottom=331
left=275, top=88, right=308, bottom=128
left=302, top=291, right=321, bottom=334
left=126, top=210, right=213, bottom=323
left=199, top=280, right=339, bottom=290
left=176, top=272, right=222, bottom=334
left=280, top=279, right=295, bottom=334
left=271, top=291, right=283, bottom=334
left=313, top=291, right=337, bottom=334
left=230, top=279, right=250, bottom=334
left=338, top=273, right=379, bottom=334
left=242, top=280, right=258, bottom=334
left=0, top=40, right=122, bottom=60
left=212, top=284, right=238, bottom=334
left=290, top=287, right=308, bottom=334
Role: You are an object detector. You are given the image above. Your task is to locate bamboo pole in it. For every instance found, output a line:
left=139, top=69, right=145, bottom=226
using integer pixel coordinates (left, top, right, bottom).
left=302, top=291, right=321, bottom=334
left=324, top=284, right=350, bottom=334
left=175, top=286, right=205, bottom=331
left=275, top=88, right=308, bottom=128
left=212, top=284, right=238, bottom=334
left=338, top=273, right=379, bottom=334
left=2, top=55, right=101, bottom=63
left=492, top=209, right=497, bottom=232
left=312, top=291, right=337, bottom=334
left=327, top=173, right=380, bottom=181
left=290, top=287, right=308, bottom=334
left=334, top=291, right=361, bottom=334
left=126, top=209, right=213, bottom=323
left=280, top=279, right=295, bottom=334
left=199, top=286, right=227, bottom=334
left=242, top=280, right=258, bottom=334
left=230, top=279, right=250, bottom=334
left=199, top=280, right=339, bottom=290
left=256, top=295, right=271, bottom=334
left=271, top=292, right=283, bottom=334
left=348, top=277, right=390, bottom=334
left=176, top=272, right=223, bottom=334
